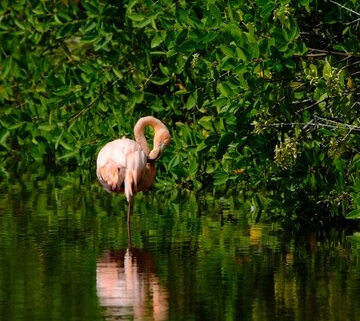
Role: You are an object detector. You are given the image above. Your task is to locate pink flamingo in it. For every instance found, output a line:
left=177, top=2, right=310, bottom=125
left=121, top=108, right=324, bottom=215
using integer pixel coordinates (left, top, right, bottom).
left=96, top=116, right=171, bottom=224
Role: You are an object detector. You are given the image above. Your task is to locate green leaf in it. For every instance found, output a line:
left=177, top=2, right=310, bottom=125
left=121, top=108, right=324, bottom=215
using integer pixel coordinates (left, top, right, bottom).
left=288, top=23, right=299, bottom=41
left=175, top=29, right=188, bottom=44
left=134, top=91, right=144, bottom=103
left=113, top=68, right=123, bottom=79
left=236, top=47, right=248, bottom=61
left=151, top=33, right=164, bottom=48
left=175, top=89, right=190, bottom=95
left=188, top=157, right=198, bottom=175
left=58, top=150, right=79, bottom=160
left=260, top=3, right=275, bottom=19
left=166, top=49, right=177, bottom=58
left=38, top=124, right=56, bottom=131
left=199, top=117, right=215, bottom=131
left=128, top=14, right=145, bottom=22
left=323, top=60, right=332, bottom=81
left=213, top=171, right=229, bottom=185
left=177, top=40, right=196, bottom=52
left=205, top=160, right=219, bottom=174
left=176, top=8, right=189, bottom=25
left=0, top=119, right=23, bottom=130
left=230, top=25, right=244, bottom=43
left=186, top=95, right=197, bottom=110
left=54, top=86, right=72, bottom=96
left=220, top=44, right=236, bottom=58
left=208, top=3, right=222, bottom=23
left=346, top=210, right=360, bottom=220
left=59, top=140, right=74, bottom=151
left=215, top=132, right=235, bottom=159
left=205, top=134, right=220, bottom=146
left=218, top=83, right=234, bottom=98
left=151, top=77, right=169, bottom=85
left=14, top=19, right=26, bottom=30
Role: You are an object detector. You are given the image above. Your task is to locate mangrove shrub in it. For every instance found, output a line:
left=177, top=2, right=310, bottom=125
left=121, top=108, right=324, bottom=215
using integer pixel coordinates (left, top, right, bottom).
left=1, top=0, right=360, bottom=223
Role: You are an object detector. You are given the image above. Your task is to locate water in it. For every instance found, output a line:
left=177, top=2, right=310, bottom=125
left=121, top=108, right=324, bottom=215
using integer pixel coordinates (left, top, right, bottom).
left=1, top=170, right=360, bottom=321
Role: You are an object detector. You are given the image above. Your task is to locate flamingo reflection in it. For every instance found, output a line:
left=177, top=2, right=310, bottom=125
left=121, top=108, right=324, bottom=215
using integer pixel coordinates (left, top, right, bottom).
left=96, top=249, right=168, bottom=321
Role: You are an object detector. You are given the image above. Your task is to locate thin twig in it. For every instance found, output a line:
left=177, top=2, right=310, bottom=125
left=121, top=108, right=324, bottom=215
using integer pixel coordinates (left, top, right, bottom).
left=306, top=47, right=360, bottom=58
left=345, top=17, right=360, bottom=25
left=329, top=0, right=360, bottom=25
left=260, top=116, right=360, bottom=132
left=329, top=0, right=360, bottom=17
left=139, top=67, right=158, bottom=91
left=294, top=99, right=324, bottom=115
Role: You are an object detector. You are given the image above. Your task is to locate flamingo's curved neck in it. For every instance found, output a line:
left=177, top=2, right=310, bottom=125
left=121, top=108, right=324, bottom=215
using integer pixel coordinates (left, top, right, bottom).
left=134, top=116, right=166, bottom=155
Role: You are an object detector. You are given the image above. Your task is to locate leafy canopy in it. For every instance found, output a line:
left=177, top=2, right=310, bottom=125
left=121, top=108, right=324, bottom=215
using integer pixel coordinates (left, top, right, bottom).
left=1, top=0, right=360, bottom=223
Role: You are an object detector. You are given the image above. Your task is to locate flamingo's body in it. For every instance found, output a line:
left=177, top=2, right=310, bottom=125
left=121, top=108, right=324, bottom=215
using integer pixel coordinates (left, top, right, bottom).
left=96, top=137, right=151, bottom=200
left=96, top=116, right=171, bottom=223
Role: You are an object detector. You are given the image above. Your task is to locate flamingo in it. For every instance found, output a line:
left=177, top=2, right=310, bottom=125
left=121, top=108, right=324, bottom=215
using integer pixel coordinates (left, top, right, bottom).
left=96, top=116, right=171, bottom=225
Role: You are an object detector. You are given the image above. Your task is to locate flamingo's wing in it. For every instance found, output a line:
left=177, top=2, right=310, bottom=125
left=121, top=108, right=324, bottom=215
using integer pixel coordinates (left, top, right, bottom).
left=124, top=147, right=148, bottom=198
left=96, top=158, right=126, bottom=193
left=96, top=138, right=147, bottom=201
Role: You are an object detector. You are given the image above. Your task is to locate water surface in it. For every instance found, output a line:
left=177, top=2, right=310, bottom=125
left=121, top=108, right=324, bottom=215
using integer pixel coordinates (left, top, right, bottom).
left=0, top=170, right=360, bottom=321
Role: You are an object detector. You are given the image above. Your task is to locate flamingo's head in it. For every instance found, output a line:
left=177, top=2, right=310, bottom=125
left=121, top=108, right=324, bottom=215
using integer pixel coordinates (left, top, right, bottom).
left=147, top=128, right=171, bottom=163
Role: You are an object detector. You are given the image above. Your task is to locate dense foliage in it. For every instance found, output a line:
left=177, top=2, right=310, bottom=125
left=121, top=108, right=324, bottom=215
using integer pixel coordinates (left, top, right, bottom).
left=1, top=0, right=360, bottom=223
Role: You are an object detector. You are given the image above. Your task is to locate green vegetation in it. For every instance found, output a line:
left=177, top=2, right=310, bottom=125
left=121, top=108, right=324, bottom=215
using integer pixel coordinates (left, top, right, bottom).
left=1, top=0, right=360, bottom=223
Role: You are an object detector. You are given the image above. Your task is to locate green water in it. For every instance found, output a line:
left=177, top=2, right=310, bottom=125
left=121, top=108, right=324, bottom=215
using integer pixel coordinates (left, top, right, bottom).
left=1, top=170, right=360, bottom=321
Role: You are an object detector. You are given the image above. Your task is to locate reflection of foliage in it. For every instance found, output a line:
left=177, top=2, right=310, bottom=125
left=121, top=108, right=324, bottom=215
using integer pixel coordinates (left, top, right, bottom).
left=2, top=171, right=360, bottom=321
left=1, top=0, right=360, bottom=223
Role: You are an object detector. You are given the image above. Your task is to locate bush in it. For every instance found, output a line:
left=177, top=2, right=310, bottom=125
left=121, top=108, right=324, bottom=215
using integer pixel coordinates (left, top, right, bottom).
left=1, top=0, right=360, bottom=223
